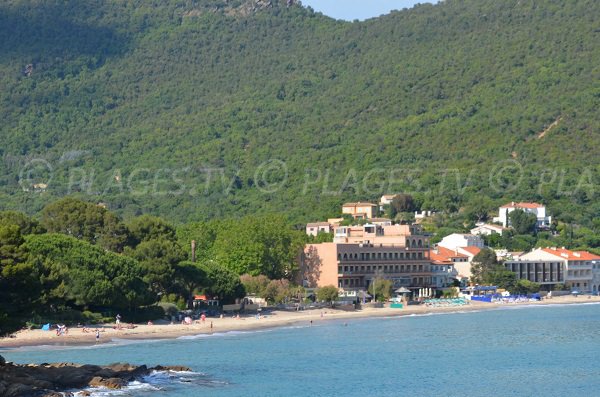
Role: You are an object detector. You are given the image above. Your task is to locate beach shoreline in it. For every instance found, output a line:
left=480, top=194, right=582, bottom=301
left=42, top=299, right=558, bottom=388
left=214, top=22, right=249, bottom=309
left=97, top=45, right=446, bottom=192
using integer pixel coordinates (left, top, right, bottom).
left=2, top=295, right=599, bottom=350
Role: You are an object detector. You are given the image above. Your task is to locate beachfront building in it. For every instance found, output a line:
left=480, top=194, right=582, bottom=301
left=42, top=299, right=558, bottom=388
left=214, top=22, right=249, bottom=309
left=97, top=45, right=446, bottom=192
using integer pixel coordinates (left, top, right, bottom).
left=429, top=247, right=460, bottom=288
left=470, top=223, right=505, bottom=236
left=517, top=248, right=600, bottom=292
left=342, top=202, right=377, bottom=220
left=306, top=222, right=332, bottom=237
left=493, top=202, right=551, bottom=229
left=301, top=223, right=434, bottom=295
left=438, top=234, right=484, bottom=250
left=503, top=259, right=565, bottom=290
left=593, top=262, right=600, bottom=295
left=434, top=237, right=482, bottom=281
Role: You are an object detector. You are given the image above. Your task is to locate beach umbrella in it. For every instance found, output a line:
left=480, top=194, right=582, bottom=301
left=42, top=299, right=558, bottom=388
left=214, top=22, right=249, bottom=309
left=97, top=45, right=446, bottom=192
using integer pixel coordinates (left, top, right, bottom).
left=395, top=287, right=411, bottom=294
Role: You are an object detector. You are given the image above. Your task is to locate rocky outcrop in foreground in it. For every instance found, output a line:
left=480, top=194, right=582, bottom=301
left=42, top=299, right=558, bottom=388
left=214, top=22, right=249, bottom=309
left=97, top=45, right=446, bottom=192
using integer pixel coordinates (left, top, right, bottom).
left=0, top=354, right=190, bottom=397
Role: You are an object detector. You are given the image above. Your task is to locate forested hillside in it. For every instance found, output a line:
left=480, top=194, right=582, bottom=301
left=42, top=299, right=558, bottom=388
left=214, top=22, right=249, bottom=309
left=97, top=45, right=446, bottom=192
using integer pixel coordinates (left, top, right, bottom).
left=0, top=0, right=598, bottom=224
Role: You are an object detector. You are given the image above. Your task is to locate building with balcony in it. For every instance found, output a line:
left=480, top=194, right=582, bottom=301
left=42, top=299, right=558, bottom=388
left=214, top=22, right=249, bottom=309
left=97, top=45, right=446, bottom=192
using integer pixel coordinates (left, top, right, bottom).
left=306, top=222, right=332, bottom=237
left=301, top=224, right=433, bottom=294
left=342, top=202, right=377, bottom=220
left=493, top=202, right=551, bottom=229
left=503, top=260, right=565, bottom=290
left=517, top=247, right=600, bottom=292
left=429, top=247, right=460, bottom=288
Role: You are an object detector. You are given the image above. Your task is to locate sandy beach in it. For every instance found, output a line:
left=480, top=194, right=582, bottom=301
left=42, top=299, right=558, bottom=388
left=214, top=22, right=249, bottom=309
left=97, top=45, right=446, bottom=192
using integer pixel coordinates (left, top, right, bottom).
left=2, top=295, right=599, bottom=349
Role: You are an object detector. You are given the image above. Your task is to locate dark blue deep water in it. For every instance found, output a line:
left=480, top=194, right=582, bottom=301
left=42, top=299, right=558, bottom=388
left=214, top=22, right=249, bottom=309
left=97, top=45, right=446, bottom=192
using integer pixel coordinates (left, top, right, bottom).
left=3, top=303, right=600, bottom=396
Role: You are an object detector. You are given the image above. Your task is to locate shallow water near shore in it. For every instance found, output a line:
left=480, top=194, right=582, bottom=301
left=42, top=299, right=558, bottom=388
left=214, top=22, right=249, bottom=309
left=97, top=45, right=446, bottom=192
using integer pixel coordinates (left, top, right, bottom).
left=4, top=303, right=600, bottom=396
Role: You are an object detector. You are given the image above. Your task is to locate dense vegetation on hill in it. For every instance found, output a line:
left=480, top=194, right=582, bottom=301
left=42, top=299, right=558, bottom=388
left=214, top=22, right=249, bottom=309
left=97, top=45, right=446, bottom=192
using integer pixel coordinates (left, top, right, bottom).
left=0, top=199, right=306, bottom=334
left=0, top=0, right=598, bottom=225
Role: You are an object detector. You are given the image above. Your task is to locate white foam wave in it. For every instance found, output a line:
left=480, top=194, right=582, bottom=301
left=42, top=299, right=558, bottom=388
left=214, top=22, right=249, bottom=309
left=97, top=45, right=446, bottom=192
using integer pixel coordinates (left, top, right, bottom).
left=75, top=380, right=161, bottom=396
left=74, top=369, right=215, bottom=396
left=177, top=328, right=273, bottom=340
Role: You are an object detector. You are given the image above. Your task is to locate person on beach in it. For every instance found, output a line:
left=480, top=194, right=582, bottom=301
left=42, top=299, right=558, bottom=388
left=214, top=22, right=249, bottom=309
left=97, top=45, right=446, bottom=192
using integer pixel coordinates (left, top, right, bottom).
left=201, top=313, right=206, bottom=323
left=95, top=329, right=100, bottom=342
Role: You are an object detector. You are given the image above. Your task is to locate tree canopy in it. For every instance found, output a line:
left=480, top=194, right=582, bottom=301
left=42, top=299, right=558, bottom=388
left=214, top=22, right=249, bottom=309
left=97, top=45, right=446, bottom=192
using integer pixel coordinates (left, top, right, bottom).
left=0, top=0, right=597, bottom=227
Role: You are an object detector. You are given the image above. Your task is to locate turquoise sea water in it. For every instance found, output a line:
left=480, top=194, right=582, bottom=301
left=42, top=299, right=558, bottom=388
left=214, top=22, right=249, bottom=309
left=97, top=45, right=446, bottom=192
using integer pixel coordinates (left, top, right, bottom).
left=3, top=303, right=600, bottom=397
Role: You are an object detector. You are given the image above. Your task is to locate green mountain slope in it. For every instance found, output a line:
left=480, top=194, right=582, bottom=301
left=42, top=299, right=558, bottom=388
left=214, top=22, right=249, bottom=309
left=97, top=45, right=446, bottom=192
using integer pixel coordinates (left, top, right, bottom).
left=0, top=0, right=598, bottom=223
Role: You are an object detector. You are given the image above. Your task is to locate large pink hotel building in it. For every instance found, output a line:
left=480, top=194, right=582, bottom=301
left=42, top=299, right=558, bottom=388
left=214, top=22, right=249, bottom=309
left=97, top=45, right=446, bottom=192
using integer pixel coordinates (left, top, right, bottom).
left=301, top=223, right=434, bottom=292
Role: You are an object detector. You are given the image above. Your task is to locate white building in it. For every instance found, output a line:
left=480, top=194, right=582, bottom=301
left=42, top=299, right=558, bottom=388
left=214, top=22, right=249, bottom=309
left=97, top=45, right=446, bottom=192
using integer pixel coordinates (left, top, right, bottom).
left=415, top=210, right=436, bottom=221
left=430, top=247, right=463, bottom=286
left=471, top=223, right=505, bottom=236
left=306, top=222, right=332, bottom=237
left=430, top=262, right=459, bottom=288
left=379, top=194, right=397, bottom=207
left=519, top=247, right=600, bottom=292
left=438, top=234, right=484, bottom=250
left=370, top=218, right=392, bottom=226
left=493, top=202, right=551, bottom=229
left=503, top=259, right=565, bottom=290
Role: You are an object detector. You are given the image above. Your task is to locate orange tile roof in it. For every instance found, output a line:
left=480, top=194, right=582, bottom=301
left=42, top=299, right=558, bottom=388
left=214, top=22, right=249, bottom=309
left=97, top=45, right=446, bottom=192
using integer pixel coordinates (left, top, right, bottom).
left=500, top=202, right=544, bottom=209
left=542, top=248, right=600, bottom=261
left=459, top=247, right=482, bottom=256
left=431, top=257, right=453, bottom=264
left=430, top=247, right=467, bottom=262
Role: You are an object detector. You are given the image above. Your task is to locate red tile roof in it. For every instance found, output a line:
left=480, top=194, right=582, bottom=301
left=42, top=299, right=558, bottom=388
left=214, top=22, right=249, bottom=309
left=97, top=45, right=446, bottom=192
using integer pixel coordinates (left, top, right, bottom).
left=430, top=247, right=467, bottom=262
left=500, top=202, right=544, bottom=209
left=459, top=246, right=482, bottom=256
left=542, top=248, right=600, bottom=261
left=431, top=260, right=453, bottom=265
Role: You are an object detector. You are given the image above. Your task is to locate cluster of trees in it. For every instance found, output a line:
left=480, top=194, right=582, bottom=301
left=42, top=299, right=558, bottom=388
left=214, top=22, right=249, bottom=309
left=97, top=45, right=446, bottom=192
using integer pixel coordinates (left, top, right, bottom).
left=422, top=204, right=600, bottom=255
left=0, top=197, right=306, bottom=335
left=0, top=0, right=597, bottom=229
left=368, top=278, right=394, bottom=302
left=240, top=274, right=303, bottom=305
left=240, top=275, right=344, bottom=306
left=470, top=248, right=542, bottom=294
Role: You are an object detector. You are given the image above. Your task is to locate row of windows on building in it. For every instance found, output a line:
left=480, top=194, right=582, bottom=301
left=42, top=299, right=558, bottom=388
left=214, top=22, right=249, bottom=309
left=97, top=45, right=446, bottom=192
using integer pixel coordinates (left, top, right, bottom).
left=407, top=239, right=429, bottom=248
left=338, top=276, right=431, bottom=288
left=338, top=251, right=426, bottom=261
left=567, top=270, right=592, bottom=277
left=339, top=264, right=430, bottom=274
left=504, top=262, right=563, bottom=283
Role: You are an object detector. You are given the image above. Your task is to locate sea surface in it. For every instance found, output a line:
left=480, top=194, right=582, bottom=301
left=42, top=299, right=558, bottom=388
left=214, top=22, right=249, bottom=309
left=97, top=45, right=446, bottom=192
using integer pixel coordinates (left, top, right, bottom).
left=3, top=303, right=600, bottom=397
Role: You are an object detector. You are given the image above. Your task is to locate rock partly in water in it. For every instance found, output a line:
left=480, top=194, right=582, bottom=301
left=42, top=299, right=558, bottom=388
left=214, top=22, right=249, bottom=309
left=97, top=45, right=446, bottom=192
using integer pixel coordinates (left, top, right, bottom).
left=0, top=360, right=191, bottom=397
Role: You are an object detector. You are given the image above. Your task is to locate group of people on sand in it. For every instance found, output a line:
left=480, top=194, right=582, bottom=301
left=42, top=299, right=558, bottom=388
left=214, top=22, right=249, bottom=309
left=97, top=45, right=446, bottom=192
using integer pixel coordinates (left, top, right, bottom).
left=55, top=324, right=68, bottom=336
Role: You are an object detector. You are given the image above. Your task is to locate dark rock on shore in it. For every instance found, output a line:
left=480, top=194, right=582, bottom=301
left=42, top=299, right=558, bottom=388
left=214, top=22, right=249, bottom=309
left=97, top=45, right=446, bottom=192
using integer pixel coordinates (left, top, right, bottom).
left=0, top=354, right=191, bottom=397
